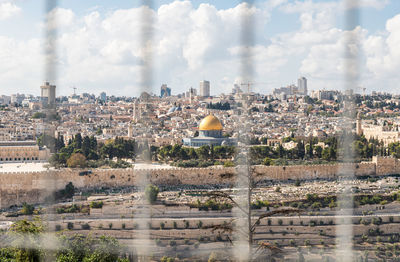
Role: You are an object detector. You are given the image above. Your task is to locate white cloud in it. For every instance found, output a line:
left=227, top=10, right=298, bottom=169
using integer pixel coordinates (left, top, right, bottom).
left=0, top=2, right=20, bottom=20
left=365, top=14, right=400, bottom=78
left=0, top=0, right=399, bottom=96
left=343, top=0, right=389, bottom=10
left=46, top=8, right=75, bottom=30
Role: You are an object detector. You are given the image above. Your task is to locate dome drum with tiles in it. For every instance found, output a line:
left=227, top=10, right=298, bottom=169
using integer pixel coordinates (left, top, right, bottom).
left=198, top=114, right=223, bottom=138
left=183, top=114, right=236, bottom=147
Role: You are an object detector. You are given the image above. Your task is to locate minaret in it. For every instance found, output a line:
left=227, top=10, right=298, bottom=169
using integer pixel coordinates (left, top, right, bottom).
left=356, top=111, right=363, bottom=136
left=128, top=123, right=134, bottom=138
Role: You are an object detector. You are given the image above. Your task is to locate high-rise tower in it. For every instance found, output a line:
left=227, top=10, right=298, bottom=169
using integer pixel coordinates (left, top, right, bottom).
left=40, top=82, right=56, bottom=107
left=160, top=84, right=171, bottom=97
left=297, top=77, right=307, bottom=96
left=199, top=80, right=210, bottom=97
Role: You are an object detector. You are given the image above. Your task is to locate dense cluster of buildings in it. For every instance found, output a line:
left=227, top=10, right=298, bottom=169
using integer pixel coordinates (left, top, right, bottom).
left=2, top=76, right=400, bottom=163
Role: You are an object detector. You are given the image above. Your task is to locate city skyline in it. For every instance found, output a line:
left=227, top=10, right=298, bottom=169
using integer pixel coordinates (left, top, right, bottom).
left=0, top=0, right=399, bottom=96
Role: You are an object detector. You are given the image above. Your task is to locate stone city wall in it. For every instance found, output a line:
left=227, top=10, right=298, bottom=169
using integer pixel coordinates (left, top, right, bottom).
left=1, top=156, right=400, bottom=208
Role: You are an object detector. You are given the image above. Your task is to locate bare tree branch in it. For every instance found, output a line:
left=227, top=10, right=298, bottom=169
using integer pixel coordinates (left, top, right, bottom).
left=251, top=209, right=301, bottom=232
left=202, top=191, right=249, bottom=215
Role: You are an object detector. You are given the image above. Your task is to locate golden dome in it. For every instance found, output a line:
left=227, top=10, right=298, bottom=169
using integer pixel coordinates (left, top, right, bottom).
left=199, top=114, right=223, bottom=131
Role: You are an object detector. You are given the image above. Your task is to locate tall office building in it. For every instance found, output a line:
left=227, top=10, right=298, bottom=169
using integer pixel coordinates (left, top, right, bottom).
left=199, top=80, right=210, bottom=97
left=100, top=92, right=107, bottom=102
left=40, top=82, right=56, bottom=107
left=297, top=77, right=307, bottom=95
left=160, top=84, right=171, bottom=98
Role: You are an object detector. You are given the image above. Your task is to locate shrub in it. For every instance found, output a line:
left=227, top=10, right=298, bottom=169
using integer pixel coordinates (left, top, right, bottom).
left=223, top=161, right=235, bottom=167
left=290, top=220, right=293, bottom=225
left=81, top=223, right=90, bottom=230
left=173, top=221, right=177, bottom=229
left=311, top=202, right=322, bottom=210
left=389, top=216, right=394, bottom=223
left=185, top=220, right=190, bottom=229
left=361, top=219, right=371, bottom=225
left=160, top=222, right=165, bottom=230
left=208, top=252, right=218, bottom=262
left=145, top=184, right=159, bottom=204
left=108, top=223, right=113, bottom=229
left=194, top=242, right=199, bottom=249
left=251, top=200, right=270, bottom=209
left=267, top=219, right=272, bottom=226
left=169, top=240, right=176, bottom=246
left=155, top=239, right=162, bottom=246
left=289, top=240, right=296, bottom=246
left=295, top=180, right=301, bottom=187
left=161, top=256, right=175, bottom=262
left=90, top=201, right=103, bottom=209
left=372, top=217, right=383, bottom=225
left=122, top=223, right=126, bottom=229
left=55, top=224, right=61, bottom=231
left=278, top=219, right=283, bottom=226
left=67, top=222, right=74, bottom=230
left=197, top=221, right=203, bottom=229
left=21, top=202, right=35, bottom=215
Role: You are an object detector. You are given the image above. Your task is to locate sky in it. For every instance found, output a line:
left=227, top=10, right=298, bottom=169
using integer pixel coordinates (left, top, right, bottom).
left=0, top=0, right=399, bottom=97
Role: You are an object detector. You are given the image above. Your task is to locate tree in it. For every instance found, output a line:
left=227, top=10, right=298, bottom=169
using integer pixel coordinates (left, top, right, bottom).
left=82, top=136, right=91, bottom=157
left=8, top=218, right=44, bottom=261
left=57, top=235, right=130, bottom=262
left=74, top=133, right=83, bottom=149
left=307, top=138, right=314, bottom=158
left=200, top=163, right=300, bottom=261
left=322, top=148, right=331, bottom=161
left=57, top=136, right=65, bottom=151
left=197, top=145, right=211, bottom=160
left=277, top=144, right=285, bottom=158
left=67, top=153, right=87, bottom=168
left=145, top=184, right=159, bottom=204
left=297, top=140, right=305, bottom=159
left=314, top=146, right=323, bottom=158
left=64, top=182, right=75, bottom=199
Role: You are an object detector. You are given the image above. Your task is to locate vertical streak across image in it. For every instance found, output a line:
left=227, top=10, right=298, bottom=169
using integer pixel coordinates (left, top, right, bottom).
left=234, top=1, right=255, bottom=261
left=335, top=0, right=360, bottom=261
left=132, top=1, right=154, bottom=260
left=42, top=0, right=60, bottom=260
